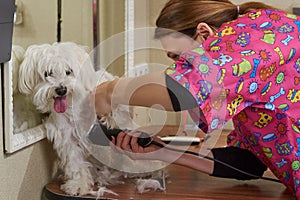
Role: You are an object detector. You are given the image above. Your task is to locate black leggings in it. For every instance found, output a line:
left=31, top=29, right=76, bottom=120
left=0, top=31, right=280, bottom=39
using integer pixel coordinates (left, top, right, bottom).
left=211, top=147, right=267, bottom=180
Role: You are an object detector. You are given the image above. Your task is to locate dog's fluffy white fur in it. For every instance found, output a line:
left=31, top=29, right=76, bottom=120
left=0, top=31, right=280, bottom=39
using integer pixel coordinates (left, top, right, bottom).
left=18, top=42, right=136, bottom=195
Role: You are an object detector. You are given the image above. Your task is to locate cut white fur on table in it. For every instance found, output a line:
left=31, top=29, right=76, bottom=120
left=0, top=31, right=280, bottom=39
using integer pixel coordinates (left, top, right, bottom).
left=136, top=178, right=165, bottom=194
left=17, top=42, right=166, bottom=196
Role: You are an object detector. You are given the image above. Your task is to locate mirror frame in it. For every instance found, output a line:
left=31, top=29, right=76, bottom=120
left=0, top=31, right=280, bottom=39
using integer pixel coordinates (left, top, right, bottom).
left=125, top=0, right=135, bottom=76
left=3, top=61, right=46, bottom=153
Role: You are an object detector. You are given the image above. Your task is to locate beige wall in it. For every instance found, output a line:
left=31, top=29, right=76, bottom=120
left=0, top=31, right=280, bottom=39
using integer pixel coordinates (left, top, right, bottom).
left=12, top=0, right=56, bottom=47
left=1, top=0, right=92, bottom=199
left=0, top=138, right=55, bottom=200
left=98, top=0, right=125, bottom=76
left=62, top=0, right=93, bottom=47
left=13, top=0, right=93, bottom=48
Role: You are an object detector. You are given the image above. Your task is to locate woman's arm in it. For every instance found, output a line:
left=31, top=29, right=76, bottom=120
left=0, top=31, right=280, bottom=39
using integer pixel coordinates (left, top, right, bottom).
left=94, top=70, right=199, bottom=117
left=94, top=70, right=174, bottom=117
left=112, top=131, right=268, bottom=180
left=111, top=131, right=214, bottom=175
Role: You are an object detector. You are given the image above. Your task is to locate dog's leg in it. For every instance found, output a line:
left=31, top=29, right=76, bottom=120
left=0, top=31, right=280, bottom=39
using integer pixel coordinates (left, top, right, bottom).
left=46, top=123, right=94, bottom=196
left=60, top=142, right=94, bottom=196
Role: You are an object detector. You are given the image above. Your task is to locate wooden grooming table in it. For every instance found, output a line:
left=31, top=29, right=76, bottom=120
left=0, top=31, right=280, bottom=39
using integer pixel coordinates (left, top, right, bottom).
left=44, top=164, right=293, bottom=200
left=43, top=126, right=294, bottom=199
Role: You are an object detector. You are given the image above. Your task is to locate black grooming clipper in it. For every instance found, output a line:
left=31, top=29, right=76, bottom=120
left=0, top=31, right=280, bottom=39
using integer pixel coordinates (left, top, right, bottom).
left=87, top=123, right=153, bottom=147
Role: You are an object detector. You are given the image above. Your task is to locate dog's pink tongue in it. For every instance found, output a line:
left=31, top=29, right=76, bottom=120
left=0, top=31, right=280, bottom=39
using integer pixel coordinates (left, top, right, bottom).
left=54, top=96, right=67, bottom=113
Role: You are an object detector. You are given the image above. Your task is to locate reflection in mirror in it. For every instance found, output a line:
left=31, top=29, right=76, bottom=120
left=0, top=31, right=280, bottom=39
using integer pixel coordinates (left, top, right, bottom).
left=11, top=45, right=42, bottom=134
left=4, top=45, right=46, bottom=153
left=11, top=45, right=43, bottom=135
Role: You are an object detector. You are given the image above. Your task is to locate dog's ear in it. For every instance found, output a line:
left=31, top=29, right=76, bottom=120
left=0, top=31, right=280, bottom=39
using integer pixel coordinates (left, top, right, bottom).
left=12, top=45, right=25, bottom=64
left=78, top=52, right=98, bottom=91
left=11, top=45, right=25, bottom=93
left=78, top=44, right=90, bottom=53
left=71, top=43, right=98, bottom=91
left=18, top=45, right=47, bottom=95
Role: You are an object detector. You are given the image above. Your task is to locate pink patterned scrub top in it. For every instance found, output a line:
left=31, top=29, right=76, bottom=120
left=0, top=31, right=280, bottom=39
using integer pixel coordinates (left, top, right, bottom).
left=165, top=9, right=300, bottom=195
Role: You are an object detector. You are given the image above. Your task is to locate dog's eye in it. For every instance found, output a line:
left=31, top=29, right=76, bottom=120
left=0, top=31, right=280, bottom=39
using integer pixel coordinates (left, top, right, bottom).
left=66, top=69, right=72, bottom=76
left=44, top=70, right=53, bottom=78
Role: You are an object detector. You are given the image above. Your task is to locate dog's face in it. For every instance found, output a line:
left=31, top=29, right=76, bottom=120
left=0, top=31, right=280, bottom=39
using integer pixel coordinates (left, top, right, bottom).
left=18, top=42, right=96, bottom=114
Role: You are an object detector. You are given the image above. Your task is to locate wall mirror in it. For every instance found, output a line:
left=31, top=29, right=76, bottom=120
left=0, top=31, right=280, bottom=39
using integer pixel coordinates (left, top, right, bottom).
left=3, top=0, right=133, bottom=153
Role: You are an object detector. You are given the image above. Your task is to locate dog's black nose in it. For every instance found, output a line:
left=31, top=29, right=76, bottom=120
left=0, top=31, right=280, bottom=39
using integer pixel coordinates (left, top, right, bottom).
left=55, top=86, right=67, bottom=96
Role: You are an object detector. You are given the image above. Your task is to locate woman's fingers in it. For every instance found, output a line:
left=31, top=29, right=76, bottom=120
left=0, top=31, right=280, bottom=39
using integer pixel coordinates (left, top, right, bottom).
left=109, top=131, right=165, bottom=161
left=113, top=131, right=144, bottom=153
left=113, top=131, right=133, bottom=152
left=130, top=132, right=144, bottom=153
left=121, top=133, right=133, bottom=152
left=130, top=134, right=138, bottom=152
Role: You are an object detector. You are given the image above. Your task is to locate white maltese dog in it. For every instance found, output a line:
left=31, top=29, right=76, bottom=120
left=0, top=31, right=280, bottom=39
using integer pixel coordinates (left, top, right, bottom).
left=18, top=42, right=134, bottom=196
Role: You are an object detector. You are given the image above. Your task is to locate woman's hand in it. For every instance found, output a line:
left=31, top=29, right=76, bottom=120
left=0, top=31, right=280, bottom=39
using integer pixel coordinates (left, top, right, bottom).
left=111, top=131, right=165, bottom=161
left=110, top=130, right=215, bottom=175
left=93, top=80, right=117, bottom=117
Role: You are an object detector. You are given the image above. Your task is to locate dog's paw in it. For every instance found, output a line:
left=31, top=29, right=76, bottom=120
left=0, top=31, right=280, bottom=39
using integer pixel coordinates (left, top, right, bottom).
left=60, top=179, right=93, bottom=196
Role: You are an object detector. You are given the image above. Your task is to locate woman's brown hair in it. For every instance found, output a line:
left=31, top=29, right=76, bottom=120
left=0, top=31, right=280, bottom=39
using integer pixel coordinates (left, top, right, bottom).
left=154, top=0, right=278, bottom=39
